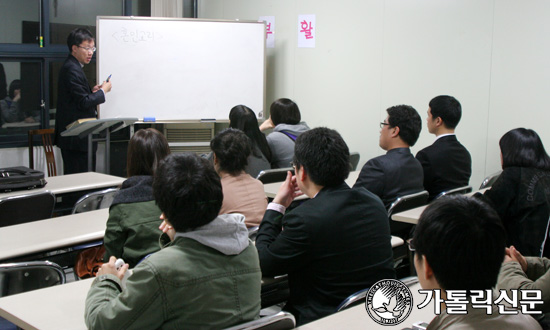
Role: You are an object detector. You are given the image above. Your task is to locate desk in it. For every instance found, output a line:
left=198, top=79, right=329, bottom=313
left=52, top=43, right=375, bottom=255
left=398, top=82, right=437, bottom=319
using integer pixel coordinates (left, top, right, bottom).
left=263, top=170, right=360, bottom=199
left=0, top=277, right=92, bottom=330
left=0, top=279, right=434, bottom=330
left=0, top=172, right=124, bottom=199
left=296, top=282, right=435, bottom=330
left=0, top=208, right=108, bottom=261
left=391, top=188, right=488, bottom=225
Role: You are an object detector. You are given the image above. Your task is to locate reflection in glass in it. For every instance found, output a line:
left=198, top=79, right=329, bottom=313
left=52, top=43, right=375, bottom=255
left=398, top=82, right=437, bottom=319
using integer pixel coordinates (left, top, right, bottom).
left=49, top=0, right=123, bottom=45
left=0, top=61, right=43, bottom=136
left=0, top=0, right=40, bottom=44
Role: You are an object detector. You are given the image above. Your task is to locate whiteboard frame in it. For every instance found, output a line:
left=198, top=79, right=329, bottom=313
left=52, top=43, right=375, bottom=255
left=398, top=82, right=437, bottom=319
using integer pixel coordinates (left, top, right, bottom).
left=96, top=16, right=266, bottom=122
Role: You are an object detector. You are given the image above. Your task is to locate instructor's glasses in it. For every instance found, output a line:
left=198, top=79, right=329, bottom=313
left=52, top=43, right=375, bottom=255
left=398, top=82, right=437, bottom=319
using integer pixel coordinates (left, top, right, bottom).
left=78, top=46, right=96, bottom=53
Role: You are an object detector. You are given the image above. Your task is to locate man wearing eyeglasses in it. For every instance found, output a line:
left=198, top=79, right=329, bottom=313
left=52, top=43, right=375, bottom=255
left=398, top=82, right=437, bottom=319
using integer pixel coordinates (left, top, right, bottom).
left=55, top=28, right=112, bottom=174
left=353, top=105, right=424, bottom=210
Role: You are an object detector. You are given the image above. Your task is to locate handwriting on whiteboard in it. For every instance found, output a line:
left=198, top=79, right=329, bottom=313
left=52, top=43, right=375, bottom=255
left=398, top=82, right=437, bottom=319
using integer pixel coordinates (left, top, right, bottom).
left=111, top=28, right=163, bottom=43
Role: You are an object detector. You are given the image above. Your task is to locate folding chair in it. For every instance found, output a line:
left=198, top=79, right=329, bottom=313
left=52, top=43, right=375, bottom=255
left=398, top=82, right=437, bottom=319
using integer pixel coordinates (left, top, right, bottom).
left=28, top=128, right=57, bottom=177
left=72, top=187, right=119, bottom=214
left=479, top=171, right=502, bottom=189
left=0, top=261, right=66, bottom=298
left=434, top=186, right=473, bottom=200
left=0, top=191, right=55, bottom=227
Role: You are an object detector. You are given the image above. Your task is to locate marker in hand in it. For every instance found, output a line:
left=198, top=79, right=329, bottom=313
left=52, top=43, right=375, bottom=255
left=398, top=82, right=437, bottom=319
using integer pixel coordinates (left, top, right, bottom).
left=106, top=74, right=112, bottom=82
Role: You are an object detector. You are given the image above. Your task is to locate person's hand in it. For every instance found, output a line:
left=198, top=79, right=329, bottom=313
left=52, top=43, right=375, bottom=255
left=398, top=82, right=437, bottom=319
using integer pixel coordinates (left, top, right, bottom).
left=508, top=246, right=528, bottom=272
left=92, top=84, right=101, bottom=93
left=259, top=117, right=274, bottom=131
left=13, top=90, right=21, bottom=102
left=272, top=171, right=303, bottom=208
left=97, top=256, right=129, bottom=280
left=24, top=116, right=35, bottom=123
left=100, top=80, right=112, bottom=93
left=159, top=215, right=176, bottom=241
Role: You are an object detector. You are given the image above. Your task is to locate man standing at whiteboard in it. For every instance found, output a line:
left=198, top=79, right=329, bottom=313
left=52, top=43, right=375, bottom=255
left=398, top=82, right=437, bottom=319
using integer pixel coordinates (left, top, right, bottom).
left=54, top=28, right=112, bottom=174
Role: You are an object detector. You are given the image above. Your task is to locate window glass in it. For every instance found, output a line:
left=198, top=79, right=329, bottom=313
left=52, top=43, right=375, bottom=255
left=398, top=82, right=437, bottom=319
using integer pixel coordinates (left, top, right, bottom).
left=0, top=61, right=43, bottom=137
left=49, top=0, right=123, bottom=44
left=131, top=0, right=151, bottom=16
left=0, top=0, right=41, bottom=44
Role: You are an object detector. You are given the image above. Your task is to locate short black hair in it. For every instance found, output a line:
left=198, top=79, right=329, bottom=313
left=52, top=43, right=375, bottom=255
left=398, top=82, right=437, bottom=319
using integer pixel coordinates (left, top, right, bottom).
left=387, top=105, right=422, bottom=147
left=429, top=95, right=462, bottom=129
left=413, top=195, right=506, bottom=291
left=153, top=153, right=223, bottom=232
left=67, top=28, right=94, bottom=52
left=293, top=127, right=349, bottom=187
left=126, top=128, right=171, bottom=177
left=500, top=128, right=550, bottom=171
left=8, top=79, right=21, bottom=99
left=270, top=98, right=301, bottom=126
left=229, top=105, right=272, bottom=162
left=210, top=128, right=251, bottom=176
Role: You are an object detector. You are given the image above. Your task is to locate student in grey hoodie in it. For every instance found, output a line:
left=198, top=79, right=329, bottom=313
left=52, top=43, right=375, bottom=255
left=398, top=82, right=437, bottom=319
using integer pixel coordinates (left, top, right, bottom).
left=85, top=153, right=261, bottom=329
left=260, top=98, right=310, bottom=168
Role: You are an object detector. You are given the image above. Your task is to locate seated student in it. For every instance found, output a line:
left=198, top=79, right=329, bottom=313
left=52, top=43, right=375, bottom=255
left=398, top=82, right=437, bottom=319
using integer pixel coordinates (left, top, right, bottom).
left=413, top=195, right=542, bottom=330
left=259, top=98, right=310, bottom=168
left=85, top=153, right=261, bottom=329
left=416, top=95, right=472, bottom=199
left=497, top=245, right=550, bottom=313
left=481, top=128, right=550, bottom=257
left=354, top=104, right=424, bottom=208
left=103, top=128, right=170, bottom=268
left=0, top=79, right=35, bottom=124
left=211, top=128, right=268, bottom=227
left=229, top=105, right=272, bottom=178
left=255, top=127, right=395, bottom=326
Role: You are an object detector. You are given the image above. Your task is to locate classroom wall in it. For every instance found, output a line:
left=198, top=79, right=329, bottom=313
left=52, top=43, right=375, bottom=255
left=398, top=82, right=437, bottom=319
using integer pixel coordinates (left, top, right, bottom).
left=199, top=0, right=550, bottom=189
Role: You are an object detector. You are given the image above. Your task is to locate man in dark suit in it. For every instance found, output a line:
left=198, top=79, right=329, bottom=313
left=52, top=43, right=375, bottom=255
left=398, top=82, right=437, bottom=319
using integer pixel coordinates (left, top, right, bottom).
left=54, top=28, right=112, bottom=174
left=353, top=105, right=424, bottom=208
left=255, top=127, right=395, bottom=326
left=415, top=95, right=471, bottom=200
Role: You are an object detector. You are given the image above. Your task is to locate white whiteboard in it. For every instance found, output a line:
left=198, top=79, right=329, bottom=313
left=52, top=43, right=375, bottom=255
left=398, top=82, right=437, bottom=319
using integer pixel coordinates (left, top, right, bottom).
left=96, top=16, right=266, bottom=121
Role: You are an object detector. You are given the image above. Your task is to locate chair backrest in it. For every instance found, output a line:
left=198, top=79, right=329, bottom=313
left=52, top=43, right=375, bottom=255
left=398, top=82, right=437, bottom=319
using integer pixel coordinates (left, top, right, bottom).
left=434, top=186, right=473, bottom=200
left=223, top=311, right=296, bottom=330
left=28, top=128, right=57, bottom=177
left=256, top=167, right=295, bottom=184
left=0, top=261, right=66, bottom=298
left=349, top=152, right=360, bottom=171
left=387, top=191, right=430, bottom=218
left=336, top=287, right=370, bottom=312
left=0, top=191, right=55, bottom=227
left=479, top=170, right=502, bottom=189
left=72, top=187, right=119, bottom=214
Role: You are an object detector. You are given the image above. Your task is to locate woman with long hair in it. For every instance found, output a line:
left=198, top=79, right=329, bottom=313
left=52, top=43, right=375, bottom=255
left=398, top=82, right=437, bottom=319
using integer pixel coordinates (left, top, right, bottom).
left=103, top=128, right=171, bottom=267
left=483, top=128, right=550, bottom=257
left=228, top=104, right=272, bottom=177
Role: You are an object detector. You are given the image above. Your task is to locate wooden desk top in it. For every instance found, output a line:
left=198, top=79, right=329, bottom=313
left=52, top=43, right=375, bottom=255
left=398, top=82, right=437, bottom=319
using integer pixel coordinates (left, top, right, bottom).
left=263, top=170, right=360, bottom=199
left=0, top=208, right=109, bottom=261
left=0, top=172, right=125, bottom=199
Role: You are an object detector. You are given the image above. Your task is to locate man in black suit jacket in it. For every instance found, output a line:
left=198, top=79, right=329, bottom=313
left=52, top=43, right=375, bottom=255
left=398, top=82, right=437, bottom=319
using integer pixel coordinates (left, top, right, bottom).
left=415, top=95, right=471, bottom=200
left=354, top=105, right=424, bottom=208
left=255, top=127, right=395, bottom=326
left=54, top=28, right=112, bottom=174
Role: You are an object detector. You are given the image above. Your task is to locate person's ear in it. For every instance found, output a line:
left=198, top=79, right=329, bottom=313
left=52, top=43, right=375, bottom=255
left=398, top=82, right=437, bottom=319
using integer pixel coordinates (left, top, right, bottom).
left=298, top=165, right=307, bottom=182
left=390, top=126, right=400, bottom=138
left=421, top=255, right=435, bottom=280
left=435, top=117, right=443, bottom=127
left=213, top=153, right=218, bottom=165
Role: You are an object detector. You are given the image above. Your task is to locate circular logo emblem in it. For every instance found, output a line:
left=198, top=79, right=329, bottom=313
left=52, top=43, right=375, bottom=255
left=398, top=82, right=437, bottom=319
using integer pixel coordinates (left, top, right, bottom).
left=365, top=279, right=413, bottom=326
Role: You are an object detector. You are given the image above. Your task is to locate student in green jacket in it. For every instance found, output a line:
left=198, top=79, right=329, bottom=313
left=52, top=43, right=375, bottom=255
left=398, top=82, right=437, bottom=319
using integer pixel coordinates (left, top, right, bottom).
left=85, top=153, right=262, bottom=329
